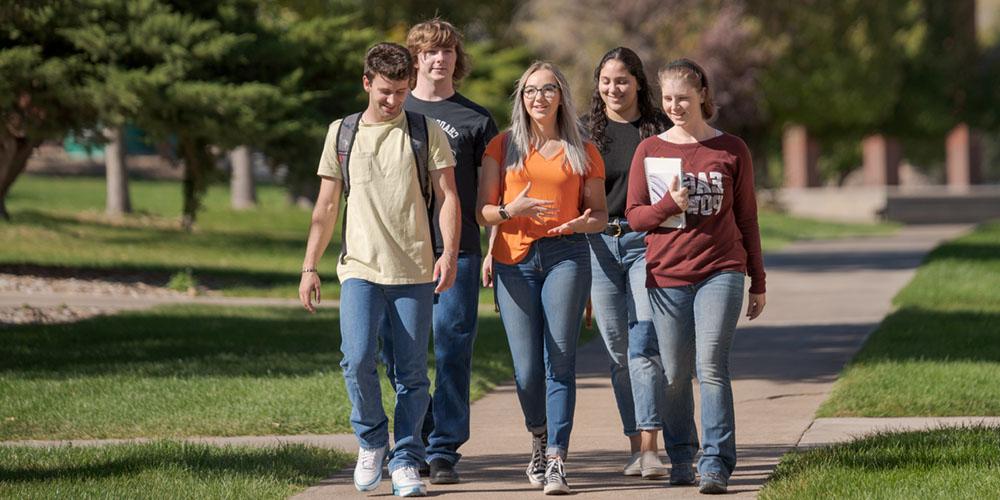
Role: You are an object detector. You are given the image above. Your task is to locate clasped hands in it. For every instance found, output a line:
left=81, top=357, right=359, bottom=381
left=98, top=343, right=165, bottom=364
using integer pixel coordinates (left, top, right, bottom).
left=503, top=182, right=591, bottom=235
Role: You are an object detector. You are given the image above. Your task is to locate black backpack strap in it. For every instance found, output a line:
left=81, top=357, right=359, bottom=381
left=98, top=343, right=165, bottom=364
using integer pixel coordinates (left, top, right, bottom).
left=335, top=112, right=362, bottom=265
left=405, top=111, right=432, bottom=210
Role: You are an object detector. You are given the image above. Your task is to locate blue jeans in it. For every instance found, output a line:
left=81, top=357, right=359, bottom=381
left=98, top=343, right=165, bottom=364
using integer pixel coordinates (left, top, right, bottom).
left=494, top=234, right=590, bottom=460
left=340, top=278, right=434, bottom=473
left=380, top=253, right=481, bottom=466
left=587, top=230, right=666, bottom=435
left=649, top=270, right=744, bottom=479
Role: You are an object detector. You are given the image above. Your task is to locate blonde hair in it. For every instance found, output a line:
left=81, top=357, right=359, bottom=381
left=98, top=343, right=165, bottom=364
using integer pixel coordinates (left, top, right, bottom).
left=505, top=61, right=590, bottom=176
left=406, top=18, right=469, bottom=83
left=658, top=58, right=716, bottom=120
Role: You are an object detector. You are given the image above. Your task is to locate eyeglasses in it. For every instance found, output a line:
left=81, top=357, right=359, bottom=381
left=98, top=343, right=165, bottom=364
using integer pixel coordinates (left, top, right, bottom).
left=522, top=84, right=560, bottom=100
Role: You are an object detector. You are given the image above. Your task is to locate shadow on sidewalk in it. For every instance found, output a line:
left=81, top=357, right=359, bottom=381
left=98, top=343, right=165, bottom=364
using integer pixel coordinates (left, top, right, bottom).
left=313, top=443, right=789, bottom=496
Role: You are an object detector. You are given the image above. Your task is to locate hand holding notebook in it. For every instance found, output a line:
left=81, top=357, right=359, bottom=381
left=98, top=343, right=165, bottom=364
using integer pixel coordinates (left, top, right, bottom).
left=644, top=157, right=687, bottom=229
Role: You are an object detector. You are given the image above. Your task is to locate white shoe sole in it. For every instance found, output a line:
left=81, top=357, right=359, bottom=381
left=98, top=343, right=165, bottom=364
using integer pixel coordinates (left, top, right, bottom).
left=393, top=484, right=427, bottom=497
left=641, top=467, right=669, bottom=479
left=543, top=483, right=571, bottom=495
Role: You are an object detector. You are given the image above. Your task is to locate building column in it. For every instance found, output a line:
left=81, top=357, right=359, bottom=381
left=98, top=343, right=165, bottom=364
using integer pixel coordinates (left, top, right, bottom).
left=862, top=134, right=901, bottom=186
left=783, top=124, right=821, bottom=188
left=946, top=123, right=982, bottom=187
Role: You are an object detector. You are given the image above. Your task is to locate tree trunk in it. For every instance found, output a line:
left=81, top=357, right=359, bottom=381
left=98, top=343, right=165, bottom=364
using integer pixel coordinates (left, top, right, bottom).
left=179, top=135, right=212, bottom=231
left=285, top=176, right=319, bottom=209
left=0, top=129, right=40, bottom=222
left=229, top=145, right=256, bottom=209
left=104, top=126, right=132, bottom=216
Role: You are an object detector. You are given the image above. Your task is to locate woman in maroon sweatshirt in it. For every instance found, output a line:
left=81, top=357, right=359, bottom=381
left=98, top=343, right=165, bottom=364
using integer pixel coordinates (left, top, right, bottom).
left=624, top=58, right=766, bottom=495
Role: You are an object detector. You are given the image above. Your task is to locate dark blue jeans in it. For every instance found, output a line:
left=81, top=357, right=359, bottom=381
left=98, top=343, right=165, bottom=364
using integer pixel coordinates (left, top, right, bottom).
left=494, top=234, right=591, bottom=460
left=381, top=253, right=481, bottom=466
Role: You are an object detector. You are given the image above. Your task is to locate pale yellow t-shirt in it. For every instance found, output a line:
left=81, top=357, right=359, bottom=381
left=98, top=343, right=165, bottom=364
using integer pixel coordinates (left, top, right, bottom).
left=317, top=112, right=455, bottom=285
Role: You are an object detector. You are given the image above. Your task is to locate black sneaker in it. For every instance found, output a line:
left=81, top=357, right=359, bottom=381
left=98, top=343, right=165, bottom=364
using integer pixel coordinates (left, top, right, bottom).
left=542, top=456, right=570, bottom=495
left=526, top=432, right=547, bottom=487
left=418, top=461, right=430, bottom=477
left=670, top=463, right=697, bottom=485
left=429, top=458, right=460, bottom=484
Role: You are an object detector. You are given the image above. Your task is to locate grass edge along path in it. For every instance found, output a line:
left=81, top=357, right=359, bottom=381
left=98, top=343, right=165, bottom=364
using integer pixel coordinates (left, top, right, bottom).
left=817, top=220, right=1000, bottom=417
left=759, top=426, right=1000, bottom=499
left=0, top=440, right=351, bottom=500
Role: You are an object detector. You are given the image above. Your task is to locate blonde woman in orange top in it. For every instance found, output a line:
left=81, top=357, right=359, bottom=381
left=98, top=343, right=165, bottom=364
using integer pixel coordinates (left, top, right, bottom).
left=477, top=61, right=608, bottom=495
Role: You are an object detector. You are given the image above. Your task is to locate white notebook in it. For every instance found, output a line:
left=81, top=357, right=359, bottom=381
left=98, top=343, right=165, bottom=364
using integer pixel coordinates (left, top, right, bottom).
left=644, top=157, right=686, bottom=229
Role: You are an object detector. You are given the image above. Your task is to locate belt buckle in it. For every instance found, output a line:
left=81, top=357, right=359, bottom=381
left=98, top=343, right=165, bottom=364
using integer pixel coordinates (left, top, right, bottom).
left=612, top=223, right=623, bottom=237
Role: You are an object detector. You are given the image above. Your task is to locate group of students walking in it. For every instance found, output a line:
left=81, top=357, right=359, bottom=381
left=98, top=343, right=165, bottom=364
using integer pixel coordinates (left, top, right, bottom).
left=298, top=18, right=766, bottom=498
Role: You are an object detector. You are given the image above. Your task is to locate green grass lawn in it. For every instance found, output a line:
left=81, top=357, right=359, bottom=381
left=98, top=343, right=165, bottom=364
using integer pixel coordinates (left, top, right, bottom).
left=0, top=304, right=560, bottom=440
left=756, top=210, right=898, bottom=252
left=817, top=221, right=1000, bottom=417
left=2, top=175, right=896, bottom=297
left=760, top=426, right=1000, bottom=499
left=0, top=441, right=349, bottom=499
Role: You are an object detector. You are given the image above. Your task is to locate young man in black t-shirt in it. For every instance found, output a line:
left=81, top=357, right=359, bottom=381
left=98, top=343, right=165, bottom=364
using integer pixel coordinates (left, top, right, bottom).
left=380, top=18, right=498, bottom=485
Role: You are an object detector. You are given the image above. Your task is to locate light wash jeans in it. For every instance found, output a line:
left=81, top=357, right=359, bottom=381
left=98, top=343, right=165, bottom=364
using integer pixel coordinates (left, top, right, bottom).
left=339, top=278, right=434, bottom=473
left=494, top=234, right=591, bottom=460
left=380, top=253, right=481, bottom=466
left=587, top=230, right=667, bottom=435
left=649, top=270, right=745, bottom=479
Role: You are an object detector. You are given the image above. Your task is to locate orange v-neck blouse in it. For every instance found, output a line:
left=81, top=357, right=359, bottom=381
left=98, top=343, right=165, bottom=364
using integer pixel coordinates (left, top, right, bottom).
left=484, top=135, right=605, bottom=265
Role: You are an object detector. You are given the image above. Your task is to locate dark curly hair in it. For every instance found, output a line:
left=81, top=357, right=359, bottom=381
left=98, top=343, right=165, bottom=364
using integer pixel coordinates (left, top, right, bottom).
left=586, top=47, right=668, bottom=153
left=363, top=42, right=413, bottom=82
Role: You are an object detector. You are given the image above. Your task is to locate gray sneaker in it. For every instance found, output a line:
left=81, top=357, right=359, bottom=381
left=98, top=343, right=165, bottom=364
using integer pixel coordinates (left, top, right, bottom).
left=639, top=451, right=668, bottom=479
left=623, top=452, right=642, bottom=476
left=670, top=463, right=697, bottom=485
left=698, top=471, right=727, bottom=494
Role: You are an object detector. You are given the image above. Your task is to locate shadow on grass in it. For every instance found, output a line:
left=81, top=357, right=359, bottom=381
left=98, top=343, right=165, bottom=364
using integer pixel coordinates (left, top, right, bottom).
left=0, top=262, right=305, bottom=292
left=0, top=441, right=343, bottom=485
left=849, top=306, right=1000, bottom=365
left=9, top=209, right=307, bottom=252
left=0, top=306, right=513, bottom=383
left=921, top=240, right=1000, bottom=265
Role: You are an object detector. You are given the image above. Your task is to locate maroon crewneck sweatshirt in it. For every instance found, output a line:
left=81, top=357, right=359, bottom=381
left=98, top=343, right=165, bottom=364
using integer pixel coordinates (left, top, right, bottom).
left=625, top=133, right=766, bottom=293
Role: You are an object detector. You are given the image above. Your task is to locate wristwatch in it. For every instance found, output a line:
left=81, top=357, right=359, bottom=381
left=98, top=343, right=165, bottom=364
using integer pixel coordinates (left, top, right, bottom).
left=498, top=204, right=511, bottom=220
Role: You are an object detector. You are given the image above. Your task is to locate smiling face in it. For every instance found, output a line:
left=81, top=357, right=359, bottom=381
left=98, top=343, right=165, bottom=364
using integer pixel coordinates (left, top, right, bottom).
left=522, top=69, right=561, bottom=126
left=416, top=45, right=456, bottom=84
left=599, top=59, right=639, bottom=121
left=363, top=73, right=410, bottom=122
left=660, top=77, right=705, bottom=128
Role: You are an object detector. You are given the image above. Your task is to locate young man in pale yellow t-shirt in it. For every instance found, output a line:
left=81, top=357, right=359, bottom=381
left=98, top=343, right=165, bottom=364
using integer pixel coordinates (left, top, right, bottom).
left=297, top=42, right=459, bottom=497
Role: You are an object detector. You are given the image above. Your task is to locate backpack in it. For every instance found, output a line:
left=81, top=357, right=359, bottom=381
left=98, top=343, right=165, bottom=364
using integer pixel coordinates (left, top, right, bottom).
left=334, top=110, right=434, bottom=264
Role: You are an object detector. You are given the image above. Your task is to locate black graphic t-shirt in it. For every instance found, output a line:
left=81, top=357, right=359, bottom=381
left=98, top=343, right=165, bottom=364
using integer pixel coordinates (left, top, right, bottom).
left=405, top=93, right=499, bottom=255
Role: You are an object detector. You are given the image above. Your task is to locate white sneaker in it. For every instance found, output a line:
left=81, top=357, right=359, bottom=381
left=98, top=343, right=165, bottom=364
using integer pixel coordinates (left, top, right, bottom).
left=543, top=456, right=570, bottom=495
left=639, top=451, right=668, bottom=479
left=623, top=452, right=642, bottom=476
left=354, top=445, right=388, bottom=491
left=391, top=465, right=427, bottom=497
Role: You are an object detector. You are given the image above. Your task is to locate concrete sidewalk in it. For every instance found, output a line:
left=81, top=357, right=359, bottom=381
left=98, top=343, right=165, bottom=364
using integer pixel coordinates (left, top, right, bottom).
left=292, top=224, right=971, bottom=499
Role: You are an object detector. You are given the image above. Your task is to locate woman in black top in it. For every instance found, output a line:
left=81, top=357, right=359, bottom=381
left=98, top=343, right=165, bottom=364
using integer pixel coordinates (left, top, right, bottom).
left=583, top=47, right=673, bottom=480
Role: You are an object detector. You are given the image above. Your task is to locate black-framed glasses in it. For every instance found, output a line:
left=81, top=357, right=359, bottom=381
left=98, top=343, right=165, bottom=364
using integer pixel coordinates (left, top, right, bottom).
left=522, top=84, right=560, bottom=100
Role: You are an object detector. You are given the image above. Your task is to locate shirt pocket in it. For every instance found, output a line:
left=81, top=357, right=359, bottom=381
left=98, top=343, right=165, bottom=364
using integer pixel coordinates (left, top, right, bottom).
left=348, top=152, right=373, bottom=184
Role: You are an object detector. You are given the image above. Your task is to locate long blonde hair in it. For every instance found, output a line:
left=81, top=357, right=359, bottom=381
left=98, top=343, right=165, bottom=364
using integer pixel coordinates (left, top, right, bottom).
left=505, top=61, right=590, bottom=176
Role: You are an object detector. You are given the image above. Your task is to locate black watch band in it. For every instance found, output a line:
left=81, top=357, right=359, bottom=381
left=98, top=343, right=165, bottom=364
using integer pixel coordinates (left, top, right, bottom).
left=498, top=204, right=512, bottom=220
